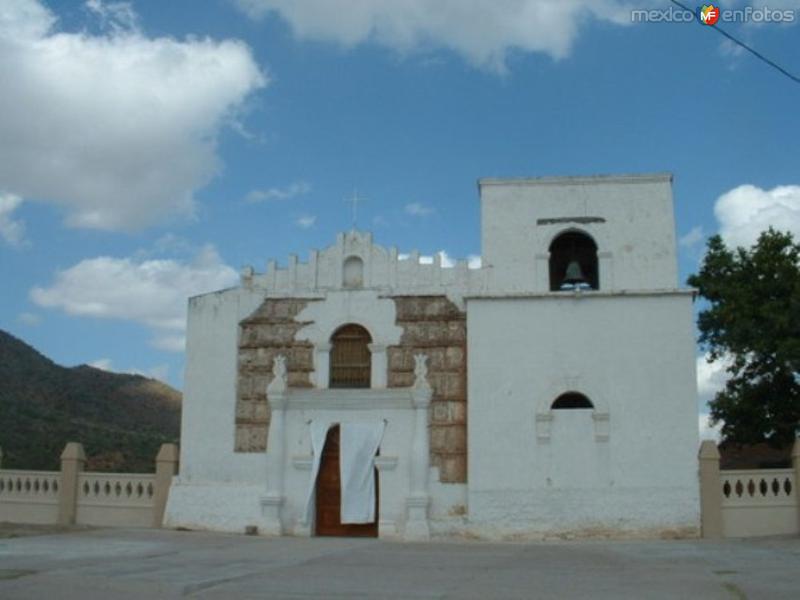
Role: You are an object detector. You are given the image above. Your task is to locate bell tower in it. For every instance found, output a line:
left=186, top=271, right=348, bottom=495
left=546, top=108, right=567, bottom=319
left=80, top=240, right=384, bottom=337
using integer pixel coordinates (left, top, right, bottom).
left=467, top=172, right=699, bottom=537
left=477, top=173, right=679, bottom=294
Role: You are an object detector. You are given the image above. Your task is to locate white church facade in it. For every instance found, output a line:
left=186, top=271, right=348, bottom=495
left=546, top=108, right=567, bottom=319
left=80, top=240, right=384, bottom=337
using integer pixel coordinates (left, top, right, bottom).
left=164, top=173, right=700, bottom=540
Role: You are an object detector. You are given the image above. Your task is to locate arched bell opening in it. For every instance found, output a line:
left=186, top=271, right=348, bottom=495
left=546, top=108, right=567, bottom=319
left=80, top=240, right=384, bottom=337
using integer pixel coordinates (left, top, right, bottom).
left=548, top=231, right=599, bottom=291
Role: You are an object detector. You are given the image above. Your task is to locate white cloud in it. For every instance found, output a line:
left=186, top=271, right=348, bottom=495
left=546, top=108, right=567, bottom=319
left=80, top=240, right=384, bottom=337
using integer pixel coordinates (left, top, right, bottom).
left=296, top=214, right=317, bottom=229
left=17, top=311, right=41, bottom=326
left=151, top=335, right=186, bottom=353
left=399, top=250, right=482, bottom=268
left=696, top=352, right=733, bottom=408
left=0, top=192, right=27, bottom=247
left=428, top=251, right=454, bottom=267
left=89, top=357, right=114, bottom=371
left=89, top=357, right=170, bottom=382
left=699, top=413, right=722, bottom=442
left=84, top=0, right=139, bottom=34
left=234, top=0, right=632, bottom=72
left=697, top=352, right=730, bottom=441
left=31, top=244, right=237, bottom=352
left=679, top=225, right=705, bottom=249
left=714, top=184, right=800, bottom=249
left=133, top=363, right=170, bottom=382
left=0, top=0, right=266, bottom=231
left=245, top=181, right=311, bottom=203
left=405, top=202, right=434, bottom=217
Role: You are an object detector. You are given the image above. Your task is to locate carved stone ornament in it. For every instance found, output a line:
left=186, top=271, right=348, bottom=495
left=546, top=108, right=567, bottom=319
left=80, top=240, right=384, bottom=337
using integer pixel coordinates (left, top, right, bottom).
left=267, top=354, right=288, bottom=395
left=413, top=354, right=431, bottom=391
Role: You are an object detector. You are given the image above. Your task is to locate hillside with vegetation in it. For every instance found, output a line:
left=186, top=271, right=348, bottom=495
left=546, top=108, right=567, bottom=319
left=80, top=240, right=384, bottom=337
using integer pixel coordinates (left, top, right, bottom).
left=0, top=329, right=181, bottom=472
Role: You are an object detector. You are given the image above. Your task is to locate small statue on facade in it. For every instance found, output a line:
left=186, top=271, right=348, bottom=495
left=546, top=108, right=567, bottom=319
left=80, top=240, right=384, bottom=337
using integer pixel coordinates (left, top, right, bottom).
left=413, top=354, right=431, bottom=391
left=267, top=354, right=288, bottom=395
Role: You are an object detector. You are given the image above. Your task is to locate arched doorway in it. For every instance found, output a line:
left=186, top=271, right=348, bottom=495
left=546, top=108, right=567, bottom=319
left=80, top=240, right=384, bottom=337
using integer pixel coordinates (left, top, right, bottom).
left=315, top=425, right=379, bottom=537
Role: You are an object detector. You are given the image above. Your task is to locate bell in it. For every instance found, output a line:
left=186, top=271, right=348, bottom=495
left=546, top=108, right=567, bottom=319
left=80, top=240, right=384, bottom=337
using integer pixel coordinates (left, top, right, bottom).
left=560, top=260, right=591, bottom=290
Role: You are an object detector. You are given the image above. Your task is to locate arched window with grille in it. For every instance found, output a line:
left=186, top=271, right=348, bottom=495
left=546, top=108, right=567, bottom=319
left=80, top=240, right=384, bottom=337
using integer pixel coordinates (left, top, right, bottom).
left=548, top=231, right=599, bottom=291
left=329, top=324, right=372, bottom=388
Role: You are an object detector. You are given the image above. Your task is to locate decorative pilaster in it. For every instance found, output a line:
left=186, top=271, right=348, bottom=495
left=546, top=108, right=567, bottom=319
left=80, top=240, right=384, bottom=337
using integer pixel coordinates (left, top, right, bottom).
left=406, top=354, right=433, bottom=541
left=313, top=343, right=331, bottom=388
left=261, top=355, right=288, bottom=535
left=368, top=343, right=387, bottom=388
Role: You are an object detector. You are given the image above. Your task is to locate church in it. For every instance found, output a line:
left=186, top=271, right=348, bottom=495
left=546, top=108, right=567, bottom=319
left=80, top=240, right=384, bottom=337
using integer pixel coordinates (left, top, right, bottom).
left=164, top=173, right=700, bottom=540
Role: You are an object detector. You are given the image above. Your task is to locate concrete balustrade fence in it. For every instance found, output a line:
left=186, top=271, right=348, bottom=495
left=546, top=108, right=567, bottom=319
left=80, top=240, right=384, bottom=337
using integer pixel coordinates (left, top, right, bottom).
left=0, top=443, right=178, bottom=529
left=699, top=439, right=800, bottom=538
left=3, top=439, right=799, bottom=538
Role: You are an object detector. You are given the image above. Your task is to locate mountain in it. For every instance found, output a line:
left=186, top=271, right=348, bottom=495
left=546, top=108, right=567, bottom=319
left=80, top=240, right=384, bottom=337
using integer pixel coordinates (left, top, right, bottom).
left=0, top=329, right=181, bottom=473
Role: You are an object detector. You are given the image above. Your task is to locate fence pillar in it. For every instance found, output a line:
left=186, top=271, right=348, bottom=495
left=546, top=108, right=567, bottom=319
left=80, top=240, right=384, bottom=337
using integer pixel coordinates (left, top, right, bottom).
left=793, top=439, right=800, bottom=534
left=0, top=446, right=3, bottom=469
left=153, top=443, right=179, bottom=528
left=698, top=440, right=723, bottom=539
left=58, top=442, right=86, bottom=525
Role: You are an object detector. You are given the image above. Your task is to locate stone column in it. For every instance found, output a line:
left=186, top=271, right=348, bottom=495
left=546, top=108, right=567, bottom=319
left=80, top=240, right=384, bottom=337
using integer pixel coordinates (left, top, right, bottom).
left=406, top=354, right=433, bottom=541
left=58, top=442, right=86, bottom=526
left=152, top=443, right=179, bottom=528
left=368, top=343, right=387, bottom=389
left=261, top=355, right=289, bottom=535
left=793, top=439, right=800, bottom=533
left=314, top=343, right=331, bottom=389
left=698, top=440, right=723, bottom=539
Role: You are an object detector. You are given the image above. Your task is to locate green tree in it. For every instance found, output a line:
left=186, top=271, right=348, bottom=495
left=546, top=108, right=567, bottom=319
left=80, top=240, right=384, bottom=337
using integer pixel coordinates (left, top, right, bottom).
left=688, top=228, right=800, bottom=446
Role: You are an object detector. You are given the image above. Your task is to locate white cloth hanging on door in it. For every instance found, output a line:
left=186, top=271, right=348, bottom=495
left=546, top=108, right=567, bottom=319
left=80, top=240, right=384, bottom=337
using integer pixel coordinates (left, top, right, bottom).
left=339, top=421, right=385, bottom=524
left=303, top=419, right=332, bottom=523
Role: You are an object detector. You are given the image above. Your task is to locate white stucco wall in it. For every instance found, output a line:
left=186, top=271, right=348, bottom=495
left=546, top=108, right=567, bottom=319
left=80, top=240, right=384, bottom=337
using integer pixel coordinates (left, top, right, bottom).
left=169, top=173, right=700, bottom=539
left=479, top=174, right=679, bottom=293
left=466, top=293, right=700, bottom=536
left=164, top=287, right=274, bottom=531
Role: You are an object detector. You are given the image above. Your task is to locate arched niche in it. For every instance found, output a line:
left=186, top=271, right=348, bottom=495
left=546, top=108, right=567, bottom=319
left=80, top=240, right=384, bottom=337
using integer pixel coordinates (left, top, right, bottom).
left=343, top=255, right=364, bottom=289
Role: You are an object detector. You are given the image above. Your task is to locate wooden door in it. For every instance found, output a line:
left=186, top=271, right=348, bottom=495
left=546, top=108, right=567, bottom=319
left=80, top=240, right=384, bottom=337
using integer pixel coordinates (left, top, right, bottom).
left=315, top=425, right=378, bottom=537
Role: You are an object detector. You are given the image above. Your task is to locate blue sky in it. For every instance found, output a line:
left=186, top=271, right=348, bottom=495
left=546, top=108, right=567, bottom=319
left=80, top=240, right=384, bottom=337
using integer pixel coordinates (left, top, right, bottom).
left=1, top=1, right=798, bottom=434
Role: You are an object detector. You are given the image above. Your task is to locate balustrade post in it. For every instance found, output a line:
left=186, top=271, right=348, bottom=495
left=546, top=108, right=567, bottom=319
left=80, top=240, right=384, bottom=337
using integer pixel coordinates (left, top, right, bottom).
left=698, top=440, right=723, bottom=539
left=153, top=443, right=179, bottom=527
left=58, top=442, right=86, bottom=526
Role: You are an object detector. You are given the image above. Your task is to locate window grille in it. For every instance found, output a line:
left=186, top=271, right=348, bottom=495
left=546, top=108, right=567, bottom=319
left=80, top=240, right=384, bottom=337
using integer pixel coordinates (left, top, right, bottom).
left=329, top=324, right=371, bottom=388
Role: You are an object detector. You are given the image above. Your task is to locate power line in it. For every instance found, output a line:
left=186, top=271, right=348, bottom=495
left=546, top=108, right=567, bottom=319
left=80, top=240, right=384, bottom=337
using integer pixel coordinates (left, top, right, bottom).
left=667, top=0, right=800, bottom=86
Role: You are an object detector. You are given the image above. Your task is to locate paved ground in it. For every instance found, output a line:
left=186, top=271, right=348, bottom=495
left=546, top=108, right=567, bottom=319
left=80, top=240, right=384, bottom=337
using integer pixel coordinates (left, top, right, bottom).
left=0, top=528, right=798, bottom=599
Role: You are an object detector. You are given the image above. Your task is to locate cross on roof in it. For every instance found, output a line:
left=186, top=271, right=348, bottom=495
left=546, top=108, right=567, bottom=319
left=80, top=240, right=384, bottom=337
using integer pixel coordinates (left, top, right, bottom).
left=344, top=189, right=366, bottom=230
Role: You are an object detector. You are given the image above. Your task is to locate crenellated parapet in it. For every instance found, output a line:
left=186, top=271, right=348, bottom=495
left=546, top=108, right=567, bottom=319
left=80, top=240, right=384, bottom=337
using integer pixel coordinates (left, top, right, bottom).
left=238, top=230, right=487, bottom=300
